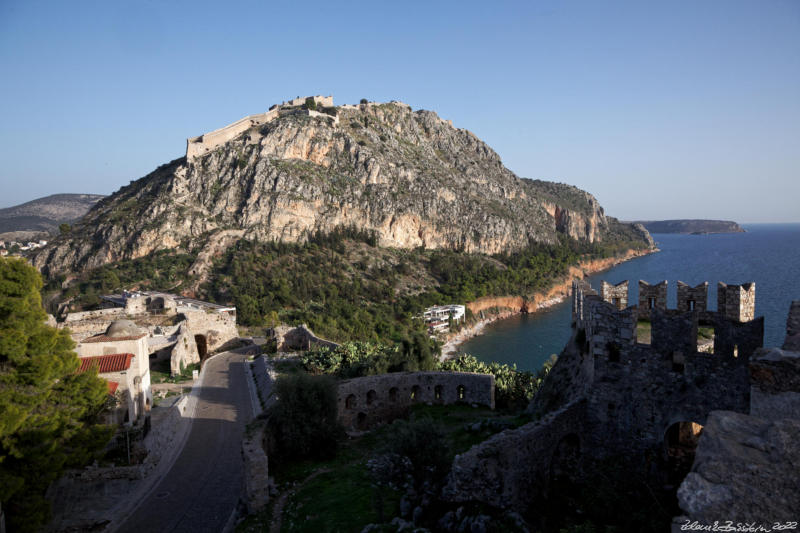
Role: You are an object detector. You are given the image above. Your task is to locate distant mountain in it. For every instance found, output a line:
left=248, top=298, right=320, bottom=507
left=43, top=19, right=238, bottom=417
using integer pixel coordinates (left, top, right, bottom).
left=33, top=98, right=653, bottom=275
left=633, top=219, right=744, bottom=234
left=0, top=194, right=105, bottom=234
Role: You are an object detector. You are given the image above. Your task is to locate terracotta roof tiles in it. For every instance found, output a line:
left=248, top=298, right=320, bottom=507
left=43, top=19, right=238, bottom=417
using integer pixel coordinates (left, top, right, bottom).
left=77, top=353, right=134, bottom=374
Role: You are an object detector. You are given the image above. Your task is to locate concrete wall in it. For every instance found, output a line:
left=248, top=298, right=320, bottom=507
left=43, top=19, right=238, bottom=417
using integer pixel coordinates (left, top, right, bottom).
left=337, top=372, right=495, bottom=430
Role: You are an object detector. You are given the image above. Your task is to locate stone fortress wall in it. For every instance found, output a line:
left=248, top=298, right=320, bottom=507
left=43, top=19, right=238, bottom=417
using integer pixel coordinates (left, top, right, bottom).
left=337, top=372, right=495, bottom=431
left=186, top=95, right=336, bottom=159
left=445, top=277, right=765, bottom=512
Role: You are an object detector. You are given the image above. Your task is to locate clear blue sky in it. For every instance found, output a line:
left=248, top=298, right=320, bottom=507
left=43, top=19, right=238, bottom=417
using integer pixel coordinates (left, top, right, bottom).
left=1, top=0, right=798, bottom=222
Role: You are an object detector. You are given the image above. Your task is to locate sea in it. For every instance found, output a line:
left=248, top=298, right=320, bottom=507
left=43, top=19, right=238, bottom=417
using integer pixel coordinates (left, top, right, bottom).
left=458, top=224, right=800, bottom=372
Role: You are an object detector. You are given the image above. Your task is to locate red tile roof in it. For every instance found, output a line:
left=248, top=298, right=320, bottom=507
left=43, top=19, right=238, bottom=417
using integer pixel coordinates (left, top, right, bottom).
left=82, top=334, right=147, bottom=343
left=107, top=381, right=119, bottom=394
left=78, top=353, right=134, bottom=374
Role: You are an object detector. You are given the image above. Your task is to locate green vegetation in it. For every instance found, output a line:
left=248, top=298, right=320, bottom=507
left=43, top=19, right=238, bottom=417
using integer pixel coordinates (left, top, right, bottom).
left=150, top=359, right=199, bottom=383
left=43, top=249, right=196, bottom=312
left=301, top=339, right=436, bottom=378
left=245, top=403, right=528, bottom=533
left=266, top=373, right=343, bottom=462
left=441, top=353, right=557, bottom=410
left=205, top=229, right=645, bottom=344
left=58, top=223, right=71, bottom=235
left=0, top=257, right=112, bottom=532
left=304, top=97, right=317, bottom=110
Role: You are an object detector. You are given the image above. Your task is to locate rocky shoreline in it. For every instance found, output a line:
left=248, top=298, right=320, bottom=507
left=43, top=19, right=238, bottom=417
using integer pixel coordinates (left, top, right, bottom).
left=440, top=247, right=657, bottom=359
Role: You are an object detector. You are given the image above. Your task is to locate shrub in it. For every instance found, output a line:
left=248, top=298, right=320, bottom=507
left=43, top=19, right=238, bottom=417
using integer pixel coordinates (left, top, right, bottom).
left=304, top=97, right=317, bottom=110
left=360, top=98, right=368, bottom=104
left=266, top=373, right=342, bottom=462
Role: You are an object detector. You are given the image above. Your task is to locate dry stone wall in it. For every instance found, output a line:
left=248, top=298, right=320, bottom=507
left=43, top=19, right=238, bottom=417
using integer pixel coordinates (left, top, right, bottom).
left=337, top=372, right=494, bottom=430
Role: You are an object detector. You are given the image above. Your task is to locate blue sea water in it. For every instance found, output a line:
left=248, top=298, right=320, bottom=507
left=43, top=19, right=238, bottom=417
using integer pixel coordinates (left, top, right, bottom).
left=458, top=224, right=800, bottom=372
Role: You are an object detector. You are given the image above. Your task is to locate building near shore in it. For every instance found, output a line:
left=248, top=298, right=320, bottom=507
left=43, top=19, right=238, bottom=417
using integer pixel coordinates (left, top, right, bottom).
left=424, top=304, right=466, bottom=333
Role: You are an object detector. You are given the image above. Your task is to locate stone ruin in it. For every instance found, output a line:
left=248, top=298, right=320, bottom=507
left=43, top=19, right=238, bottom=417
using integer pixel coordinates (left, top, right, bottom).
left=443, top=278, right=800, bottom=525
left=337, top=372, right=495, bottom=431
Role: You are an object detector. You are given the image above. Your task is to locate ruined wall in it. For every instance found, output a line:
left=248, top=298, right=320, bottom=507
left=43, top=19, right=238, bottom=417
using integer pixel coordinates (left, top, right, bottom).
left=272, top=324, right=338, bottom=351
left=443, top=400, right=587, bottom=510
left=782, top=300, right=800, bottom=351
left=582, top=295, right=636, bottom=359
left=676, top=281, right=708, bottom=313
left=242, top=425, right=269, bottom=514
left=179, top=309, right=238, bottom=352
left=717, top=282, right=756, bottom=322
left=600, top=280, right=628, bottom=309
left=169, top=324, right=199, bottom=376
left=638, top=280, right=668, bottom=320
left=650, top=309, right=698, bottom=357
left=337, top=372, right=495, bottom=430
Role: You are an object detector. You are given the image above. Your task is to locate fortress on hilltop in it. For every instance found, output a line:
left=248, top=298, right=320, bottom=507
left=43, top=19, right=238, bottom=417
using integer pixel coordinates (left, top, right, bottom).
left=185, top=95, right=336, bottom=159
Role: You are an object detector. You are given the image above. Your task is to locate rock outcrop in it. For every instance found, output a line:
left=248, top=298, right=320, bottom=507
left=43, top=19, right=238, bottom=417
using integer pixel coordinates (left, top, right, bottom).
left=34, top=99, right=652, bottom=276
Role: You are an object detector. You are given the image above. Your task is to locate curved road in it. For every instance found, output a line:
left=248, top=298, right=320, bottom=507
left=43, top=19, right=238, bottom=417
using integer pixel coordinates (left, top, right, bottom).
left=116, top=351, right=253, bottom=533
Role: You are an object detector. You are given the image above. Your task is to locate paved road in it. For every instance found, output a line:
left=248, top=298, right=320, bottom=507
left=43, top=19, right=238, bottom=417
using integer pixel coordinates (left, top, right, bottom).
left=116, top=352, right=253, bottom=533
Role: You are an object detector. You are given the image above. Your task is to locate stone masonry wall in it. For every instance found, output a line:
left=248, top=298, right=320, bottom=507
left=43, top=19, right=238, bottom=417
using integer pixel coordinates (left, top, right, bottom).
left=638, top=280, right=668, bottom=320
left=443, top=400, right=587, bottom=510
left=782, top=300, right=800, bottom=351
left=676, top=281, right=708, bottom=313
left=337, top=372, right=495, bottom=430
left=600, top=280, right=628, bottom=309
left=717, top=282, right=756, bottom=322
left=583, top=296, right=636, bottom=358
left=180, top=309, right=238, bottom=352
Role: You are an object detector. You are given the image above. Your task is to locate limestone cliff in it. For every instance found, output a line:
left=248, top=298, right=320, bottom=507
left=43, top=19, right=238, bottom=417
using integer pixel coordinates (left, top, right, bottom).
left=34, top=100, right=652, bottom=275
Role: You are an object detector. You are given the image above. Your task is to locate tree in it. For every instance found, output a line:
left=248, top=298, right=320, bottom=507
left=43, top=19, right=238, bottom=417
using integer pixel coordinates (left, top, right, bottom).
left=266, top=373, right=342, bottom=463
left=0, top=257, right=112, bottom=532
left=304, top=97, right=317, bottom=110
left=360, top=98, right=368, bottom=104
left=58, top=223, right=71, bottom=235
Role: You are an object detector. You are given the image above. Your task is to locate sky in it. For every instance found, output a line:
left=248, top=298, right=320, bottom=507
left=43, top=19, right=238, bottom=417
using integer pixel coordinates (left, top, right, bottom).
left=0, top=0, right=798, bottom=222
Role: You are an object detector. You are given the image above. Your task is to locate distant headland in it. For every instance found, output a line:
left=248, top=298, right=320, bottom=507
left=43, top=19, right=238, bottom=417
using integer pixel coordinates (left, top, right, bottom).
left=631, top=219, right=744, bottom=234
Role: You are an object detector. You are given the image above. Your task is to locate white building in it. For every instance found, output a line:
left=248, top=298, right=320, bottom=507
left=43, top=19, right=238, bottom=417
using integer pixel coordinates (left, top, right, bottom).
left=76, top=320, right=152, bottom=425
left=424, top=304, right=466, bottom=323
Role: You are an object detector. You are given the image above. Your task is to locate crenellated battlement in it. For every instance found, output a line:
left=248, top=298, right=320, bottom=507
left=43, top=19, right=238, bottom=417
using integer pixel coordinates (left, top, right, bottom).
left=572, top=279, right=764, bottom=364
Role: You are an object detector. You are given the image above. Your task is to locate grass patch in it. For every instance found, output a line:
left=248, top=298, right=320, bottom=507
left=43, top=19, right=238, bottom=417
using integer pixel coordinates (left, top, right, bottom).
left=150, top=359, right=199, bottom=383
left=269, top=403, right=523, bottom=531
left=637, top=320, right=651, bottom=344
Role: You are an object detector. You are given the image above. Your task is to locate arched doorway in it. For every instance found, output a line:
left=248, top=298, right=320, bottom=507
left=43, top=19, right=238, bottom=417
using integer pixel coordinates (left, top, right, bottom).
left=664, top=421, right=703, bottom=487
left=195, top=334, right=208, bottom=363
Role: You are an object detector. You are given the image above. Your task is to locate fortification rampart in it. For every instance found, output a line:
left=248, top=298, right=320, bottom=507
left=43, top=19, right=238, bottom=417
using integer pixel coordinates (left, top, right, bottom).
left=186, top=95, right=337, bottom=159
left=337, top=372, right=495, bottom=430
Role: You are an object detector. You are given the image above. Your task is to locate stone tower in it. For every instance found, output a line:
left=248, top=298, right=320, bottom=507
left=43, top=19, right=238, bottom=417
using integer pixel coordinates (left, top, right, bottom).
left=677, top=281, right=708, bottom=313
left=601, top=280, right=629, bottom=310
left=638, top=280, right=668, bottom=320
left=718, top=282, right=756, bottom=322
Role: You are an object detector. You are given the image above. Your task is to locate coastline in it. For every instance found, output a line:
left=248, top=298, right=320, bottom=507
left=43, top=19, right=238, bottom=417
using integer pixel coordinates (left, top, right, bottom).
left=439, top=247, right=657, bottom=359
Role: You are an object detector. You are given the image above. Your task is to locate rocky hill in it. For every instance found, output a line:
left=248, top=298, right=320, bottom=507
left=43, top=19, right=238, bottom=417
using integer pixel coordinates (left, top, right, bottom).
left=34, top=100, right=652, bottom=276
left=0, top=193, right=105, bottom=234
left=633, top=219, right=744, bottom=234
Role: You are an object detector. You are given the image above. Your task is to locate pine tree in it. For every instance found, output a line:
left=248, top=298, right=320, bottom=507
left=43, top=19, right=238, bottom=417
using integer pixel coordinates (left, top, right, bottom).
left=0, top=257, right=112, bottom=532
